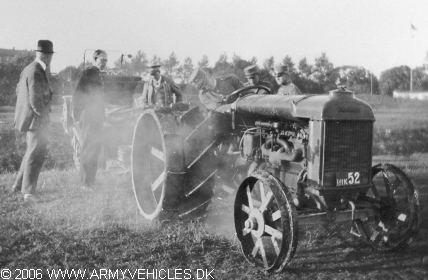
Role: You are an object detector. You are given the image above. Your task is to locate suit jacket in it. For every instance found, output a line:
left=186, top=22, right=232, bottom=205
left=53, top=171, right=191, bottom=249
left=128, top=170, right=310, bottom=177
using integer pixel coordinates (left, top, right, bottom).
left=199, top=74, right=243, bottom=113
left=72, top=66, right=105, bottom=124
left=14, top=61, right=52, bottom=132
left=141, top=75, right=183, bottom=106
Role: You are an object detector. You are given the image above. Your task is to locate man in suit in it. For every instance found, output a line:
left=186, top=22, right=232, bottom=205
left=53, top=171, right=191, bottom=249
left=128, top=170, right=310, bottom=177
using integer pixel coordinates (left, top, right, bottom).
left=11, top=40, right=54, bottom=203
left=72, top=49, right=108, bottom=190
left=243, top=65, right=274, bottom=95
left=273, top=64, right=303, bottom=95
left=136, top=64, right=183, bottom=107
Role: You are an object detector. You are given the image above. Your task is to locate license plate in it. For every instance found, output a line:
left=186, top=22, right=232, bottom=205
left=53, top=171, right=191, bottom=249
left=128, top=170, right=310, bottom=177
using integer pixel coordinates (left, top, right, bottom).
left=336, top=171, right=361, bottom=186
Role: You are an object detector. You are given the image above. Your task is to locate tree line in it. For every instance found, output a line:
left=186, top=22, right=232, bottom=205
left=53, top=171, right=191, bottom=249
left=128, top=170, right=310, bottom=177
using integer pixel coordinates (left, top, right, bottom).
left=1, top=50, right=428, bottom=106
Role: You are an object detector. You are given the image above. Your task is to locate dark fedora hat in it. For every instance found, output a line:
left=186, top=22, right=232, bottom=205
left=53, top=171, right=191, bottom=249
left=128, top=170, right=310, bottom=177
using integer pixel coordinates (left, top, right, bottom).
left=36, top=40, right=54, bottom=53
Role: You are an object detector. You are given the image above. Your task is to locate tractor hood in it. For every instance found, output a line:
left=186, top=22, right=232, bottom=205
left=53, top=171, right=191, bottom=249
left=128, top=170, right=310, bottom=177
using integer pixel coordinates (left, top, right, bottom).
left=235, top=87, right=375, bottom=122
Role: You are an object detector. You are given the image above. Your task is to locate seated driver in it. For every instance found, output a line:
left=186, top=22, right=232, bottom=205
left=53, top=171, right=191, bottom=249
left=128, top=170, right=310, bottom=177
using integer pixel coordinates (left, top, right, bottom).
left=188, top=68, right=243, bottom=114
left=243, top=65, right=274, bottom=94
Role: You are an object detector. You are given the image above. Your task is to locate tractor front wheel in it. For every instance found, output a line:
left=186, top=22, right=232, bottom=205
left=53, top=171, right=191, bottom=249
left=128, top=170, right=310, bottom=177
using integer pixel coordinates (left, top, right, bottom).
left=234, top=171, right=298, bottom=272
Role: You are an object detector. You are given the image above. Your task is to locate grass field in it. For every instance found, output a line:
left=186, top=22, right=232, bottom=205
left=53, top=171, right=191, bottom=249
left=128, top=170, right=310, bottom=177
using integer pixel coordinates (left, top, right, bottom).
left=1, top=95, right=428, bottom=279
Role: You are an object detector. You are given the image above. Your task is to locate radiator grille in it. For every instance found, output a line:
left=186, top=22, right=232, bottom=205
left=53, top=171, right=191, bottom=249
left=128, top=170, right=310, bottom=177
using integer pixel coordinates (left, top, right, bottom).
left=323, top=121, right=373, bottom=185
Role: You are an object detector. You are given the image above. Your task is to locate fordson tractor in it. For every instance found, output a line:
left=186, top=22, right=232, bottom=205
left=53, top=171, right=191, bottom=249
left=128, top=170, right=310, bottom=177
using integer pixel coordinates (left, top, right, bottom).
left=130, top=86, right=420, bottom=272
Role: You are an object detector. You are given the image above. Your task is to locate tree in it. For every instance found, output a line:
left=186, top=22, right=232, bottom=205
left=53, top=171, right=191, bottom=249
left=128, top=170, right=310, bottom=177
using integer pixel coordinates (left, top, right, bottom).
left=163, top=52, right=180, bottom=78
left=54, top=65, right=80, bottom=96
left=182, top=57, right=194, bottom=82
left=281, top=56, right=296, bottom=74
left=313, top=52, right=337, bottom=91
left=198, top=55, right=209, bottom=68
left=231, top=54, right=253, bottom=81
left=213, top=52, right=233, bottom=76
left=132, top=50, right=148, bottom=76
left=379, top=66, right=410, bottom=96
left=0, top=50, right=35, bottom=105
left=150, top=55, right=162, bottom=67
left=298, top=57, right=313, bottom=79
left=410, top=66, right=428, bottom=92
left=335, top=66, right=379, bottom=94
left=263, top=56, right=275, bottom=71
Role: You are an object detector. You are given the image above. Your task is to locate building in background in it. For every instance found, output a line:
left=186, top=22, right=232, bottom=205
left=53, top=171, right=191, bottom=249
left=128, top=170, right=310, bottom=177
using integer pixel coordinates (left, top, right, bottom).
left=0, top=48, right=24, bottom=63
left=393, top=90, right=428, bottom=100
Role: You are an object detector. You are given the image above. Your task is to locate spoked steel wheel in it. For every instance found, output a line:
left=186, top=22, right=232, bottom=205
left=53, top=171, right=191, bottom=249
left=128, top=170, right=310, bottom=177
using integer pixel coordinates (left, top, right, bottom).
left=132, top=110, right=181, bottom=220
left=132, top=109, right=214, bottom=221
left=356, top=163, right=420, bottom=251
left=234, top=171, right=298, bottom=272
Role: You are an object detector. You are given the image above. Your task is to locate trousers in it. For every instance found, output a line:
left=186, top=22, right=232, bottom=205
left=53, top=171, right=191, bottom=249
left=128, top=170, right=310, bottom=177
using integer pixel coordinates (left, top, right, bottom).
left=13, top=127, right=49, bottom=194
left=79, top=114, right=103, bottom=187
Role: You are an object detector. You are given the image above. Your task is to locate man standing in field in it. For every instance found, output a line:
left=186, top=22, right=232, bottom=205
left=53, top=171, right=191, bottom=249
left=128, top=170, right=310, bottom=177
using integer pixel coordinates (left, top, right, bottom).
left=72, top=49, right=108, bottom=190
left=136, top=64, right=183, bottom=107
left=273, top=64, right=302, bottom=95
left=11, top=40, right=54, bottom=203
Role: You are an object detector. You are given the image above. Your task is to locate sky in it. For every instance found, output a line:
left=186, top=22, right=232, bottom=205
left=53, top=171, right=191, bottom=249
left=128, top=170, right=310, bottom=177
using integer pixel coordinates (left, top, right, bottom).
left=1, top=0, right=427, bottom=77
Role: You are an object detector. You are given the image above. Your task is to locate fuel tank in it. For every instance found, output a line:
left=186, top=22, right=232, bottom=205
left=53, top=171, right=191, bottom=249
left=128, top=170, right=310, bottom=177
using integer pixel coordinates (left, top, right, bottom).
left=235, top=87, right=375, bottom=122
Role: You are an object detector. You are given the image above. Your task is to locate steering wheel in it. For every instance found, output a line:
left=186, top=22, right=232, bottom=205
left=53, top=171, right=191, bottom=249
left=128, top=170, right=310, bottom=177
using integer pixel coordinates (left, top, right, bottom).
left=225, top=85, right=271, bottom=103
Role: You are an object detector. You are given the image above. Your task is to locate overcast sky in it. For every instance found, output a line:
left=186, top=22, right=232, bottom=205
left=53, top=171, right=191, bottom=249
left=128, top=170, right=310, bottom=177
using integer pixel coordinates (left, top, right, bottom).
left=1, top=0, right=427, bottom=77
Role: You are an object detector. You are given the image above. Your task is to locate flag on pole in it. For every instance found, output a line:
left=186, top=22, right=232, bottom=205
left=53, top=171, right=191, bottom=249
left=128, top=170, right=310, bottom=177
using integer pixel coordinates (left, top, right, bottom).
left=411, top=24, right=417, bottom=30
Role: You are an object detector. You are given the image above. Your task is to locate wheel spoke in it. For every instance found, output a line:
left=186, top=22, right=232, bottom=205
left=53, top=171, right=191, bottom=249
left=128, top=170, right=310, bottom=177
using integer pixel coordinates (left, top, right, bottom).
left=259, top=191, right=273, bottom=213
left=251, top=238, right=260, bottom=257
left=265, top=225, right=283, bottom=240
left=151, top=147, right=165, bottom=161
left=258, top=239, right=269, bottom=268
left=397, top=213, right=407, bottom=222
left=382, top=171, right=392, bottom=197
left=370, top=184, right=381, bottom=199
left=246, top=185, right=254, bottom=209
left=271, top=236, right=280, bottom=255
left=242, top=204, right=251, bottom=214
left=370, top=230, right=380, bottom=241
left=390, top=177, right=401, bottom=195
left=272, top=210, right=281, bottom=221
left=151, top=171, right=165, bottom=191
left=378, top=221, right=388, bottom=232
left=242, top=227, right=251, bottom=236
left=259, top=182, right=266, bottom=203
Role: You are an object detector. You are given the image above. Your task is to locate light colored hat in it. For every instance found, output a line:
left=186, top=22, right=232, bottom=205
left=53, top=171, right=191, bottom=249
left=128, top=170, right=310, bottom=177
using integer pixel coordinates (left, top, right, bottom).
left=188, top=68, right=215, bottom=90
left=148, top=64, right=161, bottom=69
left=272, top=64, right=288, bottom=76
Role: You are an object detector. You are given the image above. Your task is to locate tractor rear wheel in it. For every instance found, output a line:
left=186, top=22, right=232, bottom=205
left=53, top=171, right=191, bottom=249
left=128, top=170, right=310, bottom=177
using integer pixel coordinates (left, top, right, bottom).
left=131, top=109, right=214, bottom=221
left=355, top=163, right=420, bottom=251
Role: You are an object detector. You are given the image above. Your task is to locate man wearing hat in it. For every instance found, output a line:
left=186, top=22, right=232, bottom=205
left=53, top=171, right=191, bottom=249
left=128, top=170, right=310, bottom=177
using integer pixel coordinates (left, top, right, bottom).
left=273, top=64, right=302, bottom=96
left=243, top=65, right=274, bottom=95
left=11, top=40, right=54, bottom=203
left=72, top=49, right=108, bottom=190
left=136, top=64, right=183, bottom=107
left=188, top=68, right=243, bottom=114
